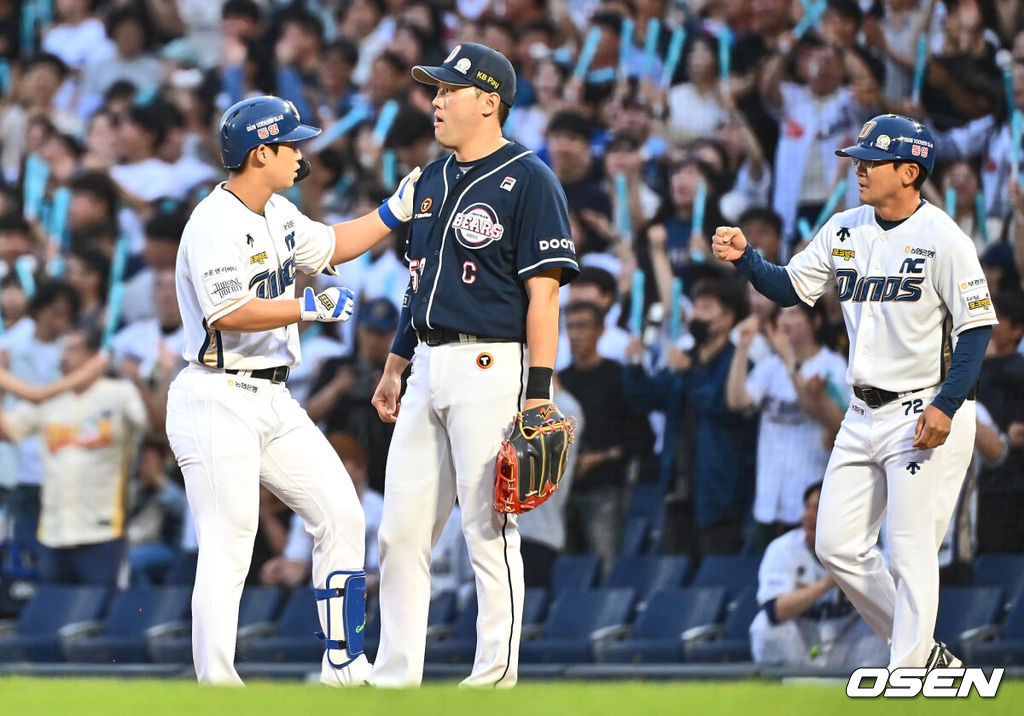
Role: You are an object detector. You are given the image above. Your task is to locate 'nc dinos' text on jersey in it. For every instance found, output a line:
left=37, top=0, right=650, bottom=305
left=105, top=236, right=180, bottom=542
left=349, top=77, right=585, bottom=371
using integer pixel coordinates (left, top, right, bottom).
left=398, top=141, right=579, bottom=341
left=784, top=202, right=998, bottom=392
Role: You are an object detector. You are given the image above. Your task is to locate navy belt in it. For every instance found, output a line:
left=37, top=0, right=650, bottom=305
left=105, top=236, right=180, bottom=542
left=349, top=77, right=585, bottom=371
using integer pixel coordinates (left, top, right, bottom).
left=416, top=328, right=518, bottom=347
left=226, top=366, right=290, bottom=383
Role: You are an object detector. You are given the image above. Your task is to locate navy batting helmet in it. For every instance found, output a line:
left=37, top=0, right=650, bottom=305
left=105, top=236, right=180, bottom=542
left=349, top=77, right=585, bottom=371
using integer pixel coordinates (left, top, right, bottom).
left=219, top=96, right=321, bottom=170
left=836, top=114, right=935, bottom=176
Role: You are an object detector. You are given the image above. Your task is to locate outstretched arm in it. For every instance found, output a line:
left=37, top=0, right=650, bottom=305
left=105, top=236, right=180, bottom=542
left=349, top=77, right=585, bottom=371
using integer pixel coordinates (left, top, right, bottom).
left=0, top=353, right=108, bottom=403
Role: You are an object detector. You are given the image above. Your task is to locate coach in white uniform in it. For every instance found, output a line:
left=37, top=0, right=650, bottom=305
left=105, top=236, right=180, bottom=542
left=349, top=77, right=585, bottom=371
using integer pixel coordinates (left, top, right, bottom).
left=165, top=96, right=420, bottom=686
left=713, top=114, right=997, bottom=670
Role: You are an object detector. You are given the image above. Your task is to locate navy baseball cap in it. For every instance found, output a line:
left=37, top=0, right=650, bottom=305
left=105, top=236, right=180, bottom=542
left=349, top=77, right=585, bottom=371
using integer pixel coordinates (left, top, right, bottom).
left=358, top=298, right=399, bottom=333
left=836, top=114, right=936, bottom=175
left=412, top=42, right=517, bottom=107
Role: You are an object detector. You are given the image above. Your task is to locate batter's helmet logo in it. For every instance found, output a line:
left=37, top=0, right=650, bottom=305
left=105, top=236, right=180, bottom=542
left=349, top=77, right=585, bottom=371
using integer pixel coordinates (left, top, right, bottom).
left=452, top=203, right=505, bottom=249
left=858, top=120, right=877, bottom=139
left=476, top=352, right=493, bottom=369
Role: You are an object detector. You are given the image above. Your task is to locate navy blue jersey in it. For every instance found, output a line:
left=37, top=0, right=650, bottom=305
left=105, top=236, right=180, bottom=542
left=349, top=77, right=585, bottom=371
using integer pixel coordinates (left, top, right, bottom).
left=391, top=141, right=578, bottom=358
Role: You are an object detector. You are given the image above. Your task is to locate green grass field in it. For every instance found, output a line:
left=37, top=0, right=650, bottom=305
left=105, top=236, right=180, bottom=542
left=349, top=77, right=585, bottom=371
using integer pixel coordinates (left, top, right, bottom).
left=2, top=678, right=1021, bottom=715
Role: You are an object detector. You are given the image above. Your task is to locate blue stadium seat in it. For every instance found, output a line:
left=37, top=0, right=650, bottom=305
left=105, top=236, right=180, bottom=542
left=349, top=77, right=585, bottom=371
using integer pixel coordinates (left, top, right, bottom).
left=426, top=591, right=458, bottom=635
left=0, top=585, right=108, bottom=662
left=150, top=586, right=284, bottom=664
left=163, top=551, right=198, bottom=585
left=973, top=554, right=1024, bottom=608
left=688, top=554, right=761, bottom=600
left=935, top=586, right=1003, bottom=656
left=62, top=586, right=192, bottom=663
left=240, top=589, right=448, bottom=664
left=426, top=588, right=548, bottom=665
left=519, top=588, right=635, bottom=664
left=237, top=587, right=322, bottom=663
left=685, top=588, right=759, bottom=663
left=626, top=483, right=665, bottom=521
left=969, top=593, right=1024, bottom=666
left=604, top=556, right=690, bottom=600
left=598, top=587, right=726, bottom=663
left=619, top=517, right=649, bottom=557
left=550, top=554, right=600, bottom=594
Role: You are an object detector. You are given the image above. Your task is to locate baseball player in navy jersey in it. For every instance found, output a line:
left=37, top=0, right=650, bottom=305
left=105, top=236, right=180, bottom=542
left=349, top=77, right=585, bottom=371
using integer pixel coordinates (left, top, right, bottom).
left=712, top=114, right=997, bottom=670
left=369, top=43, right=579, bottom=687
left=165, top=95, right=420, bottom=686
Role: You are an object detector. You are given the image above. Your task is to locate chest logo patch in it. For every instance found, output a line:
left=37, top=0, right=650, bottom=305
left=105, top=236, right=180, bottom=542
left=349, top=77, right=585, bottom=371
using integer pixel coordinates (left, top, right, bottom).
left=476, top=352, right=493, bottom=369
left=246, top=233, right=255, bottom=247
left=832, top=248, right=855, bottom=261
left=250, top=252, right=268, bottom=265
left=905, top=246, right=935, bottom=258
left=500, top=177, right=516, bottom=192
left=837, top=227, right=851, bottom=242
left=452, top=203, right=504, bottom=249
left=420, top=197, right=433, bottom=213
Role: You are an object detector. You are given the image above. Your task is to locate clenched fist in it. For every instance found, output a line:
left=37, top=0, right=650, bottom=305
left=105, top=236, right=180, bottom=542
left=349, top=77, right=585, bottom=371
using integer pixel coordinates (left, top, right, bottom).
left=712, top=226, right=748, bottom=262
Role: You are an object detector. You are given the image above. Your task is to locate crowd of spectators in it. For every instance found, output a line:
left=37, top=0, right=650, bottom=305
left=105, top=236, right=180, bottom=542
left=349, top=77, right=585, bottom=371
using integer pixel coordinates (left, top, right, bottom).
left=1, top=0, right=1024, bottom=668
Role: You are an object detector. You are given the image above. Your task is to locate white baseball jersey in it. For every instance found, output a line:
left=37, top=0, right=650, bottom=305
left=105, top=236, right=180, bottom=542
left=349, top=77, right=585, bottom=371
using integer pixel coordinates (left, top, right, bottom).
left=2, top=378, right=147, bottom=547
left=175, top=184, right=336, bottom=370
left=785, top=202, right=998, bottom=391
left=746, top=348, right=850, bottom=524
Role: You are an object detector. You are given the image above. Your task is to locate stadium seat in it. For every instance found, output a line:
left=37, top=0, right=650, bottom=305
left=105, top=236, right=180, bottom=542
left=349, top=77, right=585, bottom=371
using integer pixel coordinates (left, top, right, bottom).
left=62, top=586, right=192, bottom=663
left=687, top=554, right=761, bottom=600
left=935, top=585, right=1004, bottom=656
left=968, top=593, right=1024, bottom=666
left=426, top=588, right=548, bottom=665
left=604, top=556, right=690, bottom=600
left=972, top=554, right=1024, bottom=608
left=519, top=588, right=635, bottom=664
left=626, top=482, right=665, bottom=521
left=550, top=554, right=601, bottom=594
left=619, top=517, right=649, bottom=558
left=163, top=551, right=198, bottom=585
left=685, top=588, right=759, bottom=663
left=237, top=588, right=321, bottom=663
left=597, top=587, right=726, bottom=663
left=150, top=586, right=284, bottom=664
left=0, top=585, right=108, bottom=662
left=240, top=589, right=452, bottom=664
left=425, top=591, right=458, bottom=638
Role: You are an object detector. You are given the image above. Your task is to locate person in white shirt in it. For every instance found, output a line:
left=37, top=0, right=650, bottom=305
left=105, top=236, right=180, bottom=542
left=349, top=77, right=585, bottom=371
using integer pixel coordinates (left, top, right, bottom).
left=42, top=0, right=115, bottom=74
left=0, top=328, right=148, bottom=588
left=164, top=95, right=419, bottom=686
left=726, top=301, right=849, bottom=552
left=750, top=482, right=887, bottom=668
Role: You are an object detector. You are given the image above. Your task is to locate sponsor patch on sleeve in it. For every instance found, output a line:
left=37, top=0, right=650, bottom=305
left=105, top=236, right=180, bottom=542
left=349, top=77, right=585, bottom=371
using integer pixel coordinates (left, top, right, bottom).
left=963, top=290, right=993, bottom=316
left=203, top=266, right=245, bottom=301
left=958, top=277, right=988, bottom=294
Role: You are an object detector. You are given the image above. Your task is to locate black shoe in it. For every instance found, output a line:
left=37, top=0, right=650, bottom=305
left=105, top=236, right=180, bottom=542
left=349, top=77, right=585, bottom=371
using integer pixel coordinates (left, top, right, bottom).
left=925, top=641, right=963, bottom=670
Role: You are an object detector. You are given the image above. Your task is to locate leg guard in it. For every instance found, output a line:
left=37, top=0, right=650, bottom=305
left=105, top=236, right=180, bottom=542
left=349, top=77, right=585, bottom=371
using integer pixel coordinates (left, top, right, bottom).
left=314, top=569, right=367, bottom=668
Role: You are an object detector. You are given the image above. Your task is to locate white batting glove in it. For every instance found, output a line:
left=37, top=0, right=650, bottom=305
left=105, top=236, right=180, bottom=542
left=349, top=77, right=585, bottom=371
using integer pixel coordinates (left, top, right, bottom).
left=300, top=286, right=355, bottom=323
left=377, top=166, right=422, bottom=229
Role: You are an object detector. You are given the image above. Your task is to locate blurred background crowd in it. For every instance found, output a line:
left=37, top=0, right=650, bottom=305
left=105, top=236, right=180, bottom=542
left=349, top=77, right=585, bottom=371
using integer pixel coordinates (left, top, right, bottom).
left=1, top=0, right=1024, bottom=669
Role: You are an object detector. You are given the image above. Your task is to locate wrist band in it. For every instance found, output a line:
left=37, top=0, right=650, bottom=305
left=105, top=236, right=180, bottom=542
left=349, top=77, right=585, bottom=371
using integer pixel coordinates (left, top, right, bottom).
left=377, top=202, right=401, bottom=230
left=525, top=366, right=553, bottom=400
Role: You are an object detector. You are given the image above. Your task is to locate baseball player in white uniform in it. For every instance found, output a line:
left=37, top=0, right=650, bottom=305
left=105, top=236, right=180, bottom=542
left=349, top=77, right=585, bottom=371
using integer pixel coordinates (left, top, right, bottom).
left=165, top=96, right=420, bottom=686
left=713, top=114, right=998, bottom=670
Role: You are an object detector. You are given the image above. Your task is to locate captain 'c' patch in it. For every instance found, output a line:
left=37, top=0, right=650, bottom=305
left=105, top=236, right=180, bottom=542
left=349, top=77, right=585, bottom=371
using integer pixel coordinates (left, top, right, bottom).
left=476, top=353, right=493, bottom=369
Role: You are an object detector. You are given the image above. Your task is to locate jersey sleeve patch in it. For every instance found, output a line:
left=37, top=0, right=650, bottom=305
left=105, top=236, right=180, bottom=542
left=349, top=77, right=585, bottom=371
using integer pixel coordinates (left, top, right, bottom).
left=202, top=266, right=245, bottom=303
